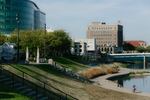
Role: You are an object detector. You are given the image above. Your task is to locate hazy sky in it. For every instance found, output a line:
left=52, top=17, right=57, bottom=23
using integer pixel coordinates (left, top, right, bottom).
left=33, top=0, right=150, bottom=44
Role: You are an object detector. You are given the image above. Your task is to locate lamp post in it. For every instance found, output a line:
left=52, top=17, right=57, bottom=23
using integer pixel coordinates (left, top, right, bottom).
left=16, top=13, right=20, bottom=63
left=44, top=23, right=46, bottom=59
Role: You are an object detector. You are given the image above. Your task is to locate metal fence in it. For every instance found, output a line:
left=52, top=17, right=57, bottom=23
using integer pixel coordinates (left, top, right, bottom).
left=0, top=65, right=78, bottom=100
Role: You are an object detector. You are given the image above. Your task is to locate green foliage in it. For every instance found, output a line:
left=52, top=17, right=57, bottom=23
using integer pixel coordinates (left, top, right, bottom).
left=136, top=46, right=146, bottom=53
left=0, top=34, right=7, bottom=45
left=146, top=46, right=150, bottom=52
left=19, top=30, right=45, bottom=50
left=123, top=42, right=135, bottom=51
left=53, top=57, right=88, bottom=72
left=8, top=29, right=72, bottom=58
left=47, top=30, right=72, bottom=57
left=8, top=33, right=17, bottom=44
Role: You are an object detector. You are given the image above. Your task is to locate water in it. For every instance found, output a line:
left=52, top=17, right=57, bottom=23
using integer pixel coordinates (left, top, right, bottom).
left=118, top=75, right=150, bottom=93
left=109, top=55, right=150, bottom=93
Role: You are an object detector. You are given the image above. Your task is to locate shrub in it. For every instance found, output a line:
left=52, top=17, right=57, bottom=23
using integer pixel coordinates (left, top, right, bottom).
left=79, top=65, right=119, bottom=79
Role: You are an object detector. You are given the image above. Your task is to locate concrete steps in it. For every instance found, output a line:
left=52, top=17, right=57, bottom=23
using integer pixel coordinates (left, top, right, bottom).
left=0, top=72, right=49, bottom=100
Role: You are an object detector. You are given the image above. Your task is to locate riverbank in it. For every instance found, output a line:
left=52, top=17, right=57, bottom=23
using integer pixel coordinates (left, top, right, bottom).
left=91, top=68, right=150, bottom=98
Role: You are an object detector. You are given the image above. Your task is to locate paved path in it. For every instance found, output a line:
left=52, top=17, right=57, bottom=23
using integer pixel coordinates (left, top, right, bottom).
left=91, top=68, right=150, bottom=97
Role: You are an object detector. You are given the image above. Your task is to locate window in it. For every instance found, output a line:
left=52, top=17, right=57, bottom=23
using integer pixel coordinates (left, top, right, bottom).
left=79, top=49, right=82, bottom=52
left=75, top=45, right=77, bottom=48
left=75, top=49, right=77, bottom=53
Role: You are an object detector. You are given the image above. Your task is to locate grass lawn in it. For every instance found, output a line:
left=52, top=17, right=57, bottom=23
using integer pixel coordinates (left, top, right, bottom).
left=53, top=57, right=88, bottom=72
left=11, top=64, right=67, bottom=78
left=0, top=84, right=30, bottom=100
left=11, top=57, right=89, bottom=77
left=4, top=64, right=150, bottom=100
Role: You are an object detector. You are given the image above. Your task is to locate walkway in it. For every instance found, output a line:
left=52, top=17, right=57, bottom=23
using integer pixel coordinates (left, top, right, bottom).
left=91, top=68, right=150, bottom=97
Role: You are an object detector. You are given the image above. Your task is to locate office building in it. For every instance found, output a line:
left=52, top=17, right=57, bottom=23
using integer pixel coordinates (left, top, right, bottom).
left=0, top=0, right=46, bottom=34
left=87, top=22, right=123, bottom=53
left=72, top=41, right=87, bottom=56
left=71, top=39, right=96, bottom=55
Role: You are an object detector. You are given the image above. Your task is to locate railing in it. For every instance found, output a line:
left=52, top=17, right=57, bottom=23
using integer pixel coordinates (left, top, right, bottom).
left=0, top=65, right=78, bottom=100
left=109, top=53, right=150, bottom=56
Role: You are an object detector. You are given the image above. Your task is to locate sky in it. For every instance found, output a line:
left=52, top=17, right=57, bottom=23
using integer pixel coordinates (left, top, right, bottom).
left=33, top=0, right=150, bottom=44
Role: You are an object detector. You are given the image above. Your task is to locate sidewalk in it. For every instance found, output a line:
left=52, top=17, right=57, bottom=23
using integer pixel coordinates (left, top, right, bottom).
left=91, top=68, right=150, bottom=97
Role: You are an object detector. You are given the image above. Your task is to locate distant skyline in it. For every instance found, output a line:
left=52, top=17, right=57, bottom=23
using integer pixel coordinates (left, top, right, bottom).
left=33, top=0, right=150, bottom=44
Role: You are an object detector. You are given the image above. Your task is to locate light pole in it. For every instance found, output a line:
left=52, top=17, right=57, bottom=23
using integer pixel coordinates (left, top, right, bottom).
left=16, top=13, right=20, bottom=63
left=44, top=23, right=46, bottom=59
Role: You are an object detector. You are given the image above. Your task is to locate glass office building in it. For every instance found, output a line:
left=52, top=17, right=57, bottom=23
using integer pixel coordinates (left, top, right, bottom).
left=0, top=0, right=46, bottom=34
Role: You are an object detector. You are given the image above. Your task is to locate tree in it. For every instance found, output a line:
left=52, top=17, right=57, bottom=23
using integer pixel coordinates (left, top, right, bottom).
left=47, top=30, right=72, bottom=57
left=0, top=34, right=7, bottom=45
left=8, top=30, right=45, bottom=62
left=145, top=46, right=150, bottom=52
left=8, top=33, right=17, bottom=44
left=19, top=30, right=45, bottom=63
left=123, top=42, right=135, bottom=51
left=8, top=29, right=72, bottom=62
left=136, top=46, right=146, bottom=53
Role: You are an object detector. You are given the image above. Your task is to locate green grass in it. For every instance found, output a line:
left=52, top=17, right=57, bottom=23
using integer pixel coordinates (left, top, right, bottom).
left=0, top=84, right=30, bottom=100
left=9, top=64, right=80, bottom=100
left=29, top=64, right=67, bottom=77
left=10, top=64, right=83, bottom=84
left=11, top=64, right=66, bottom=78
left=12, top=57, right=88, bottom=75
left=53, top=57, right=89, bottom=72
left=11, top=64, right=76, bottom=85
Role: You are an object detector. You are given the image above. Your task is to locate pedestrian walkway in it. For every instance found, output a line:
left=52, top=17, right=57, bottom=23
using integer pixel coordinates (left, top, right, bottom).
left=91, top=68, right=150, bottom=97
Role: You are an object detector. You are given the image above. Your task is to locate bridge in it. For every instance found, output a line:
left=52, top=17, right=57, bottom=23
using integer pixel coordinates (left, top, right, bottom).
left=109, top=53, right=150, bottom=69
left=110, top=53, right=150, bottom=56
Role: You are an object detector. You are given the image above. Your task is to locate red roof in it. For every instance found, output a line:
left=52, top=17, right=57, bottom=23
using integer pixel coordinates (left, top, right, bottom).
left=124, top=40, right=146, bottom=47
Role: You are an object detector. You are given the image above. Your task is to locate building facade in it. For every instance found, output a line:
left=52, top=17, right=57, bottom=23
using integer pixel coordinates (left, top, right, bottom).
left=71, top=39, right=96, bottom=56
left=0, top=0, right=45, bottom=34
left=72, top=41, right=87, bottom=56
left=87, top=22, right=123, bottom=53
left=75, top=39, right=96, bottom=52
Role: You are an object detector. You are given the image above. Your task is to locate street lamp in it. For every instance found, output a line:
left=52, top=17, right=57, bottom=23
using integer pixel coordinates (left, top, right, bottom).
left=44, top=23, right=46, bottom=59
left=16, top=13, right=20, bottom=63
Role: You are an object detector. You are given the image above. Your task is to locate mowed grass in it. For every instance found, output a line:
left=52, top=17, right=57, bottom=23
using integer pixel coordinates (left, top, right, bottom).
left=53, top=57, right=88, bottom=72
left=0, top=84, right=30, bottom=100
left=11, top=57, right=89, bottom=77
left=9, top=64, right=86, bottom=99
left=6, top=64, right=150, bottom=100
left=11, top=64, right=67, bottom=78
left=10, top=64, right=78, bottom=86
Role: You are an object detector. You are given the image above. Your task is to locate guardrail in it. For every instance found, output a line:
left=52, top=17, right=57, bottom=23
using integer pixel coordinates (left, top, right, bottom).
left=0, top=65, right=78, bottom=100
